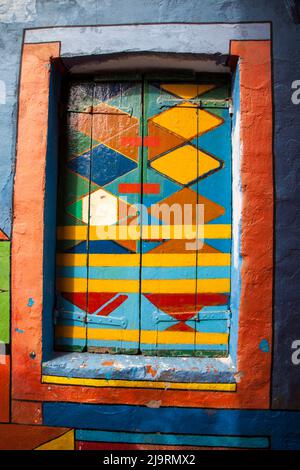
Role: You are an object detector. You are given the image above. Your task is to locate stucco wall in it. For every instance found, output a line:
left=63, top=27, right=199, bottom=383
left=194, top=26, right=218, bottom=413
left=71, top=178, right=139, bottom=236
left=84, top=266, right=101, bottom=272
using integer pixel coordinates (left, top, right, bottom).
left=0, top=0, right=300, bottom=450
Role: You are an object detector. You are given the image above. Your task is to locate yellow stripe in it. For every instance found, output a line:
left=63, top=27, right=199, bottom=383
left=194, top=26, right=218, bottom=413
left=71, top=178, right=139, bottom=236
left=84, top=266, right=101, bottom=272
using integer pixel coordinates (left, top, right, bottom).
left=57, top=225, right=231, bottom=240
left=56, top=278, right=230, bottom=293
left=57, top=253, right=231, bottom=267
left=55, top=326, right=228, bottom=345
left=42, top=375, right=236, bottom=392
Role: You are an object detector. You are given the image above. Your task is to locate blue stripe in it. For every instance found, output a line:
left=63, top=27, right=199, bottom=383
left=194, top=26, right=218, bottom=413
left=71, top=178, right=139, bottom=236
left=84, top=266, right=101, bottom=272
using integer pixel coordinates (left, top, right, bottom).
left=44, top=404, right=300, bottom=449
left=57, top=266, right=230, bottom=280
left=43, top=353, right=235, bottom=383
left=87, top=339, right=139, bottom=348
left=75, top=429, right=268, bottom=448
left=85, top=340, right=226, bottom=350
left=141, top=343, right=227, bottom=351
left=140, top=319, right=228, bottom=333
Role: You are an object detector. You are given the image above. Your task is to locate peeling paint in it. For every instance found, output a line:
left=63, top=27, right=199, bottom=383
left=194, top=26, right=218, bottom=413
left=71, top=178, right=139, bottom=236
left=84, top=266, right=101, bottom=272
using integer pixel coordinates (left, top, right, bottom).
left=146, top=400, right=162, bottom=409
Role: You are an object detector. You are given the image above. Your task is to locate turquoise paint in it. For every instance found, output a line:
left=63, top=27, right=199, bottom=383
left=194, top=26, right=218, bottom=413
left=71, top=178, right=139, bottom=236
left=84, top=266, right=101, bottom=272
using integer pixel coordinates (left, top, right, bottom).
left=191, top=111, right=232, bottom=226
left=76, top=429, right=269, bottom=448
left=43, top=403, right=300, bottom=449
left=141, top=343, right=227, bottom=351
left=57, top=265, right=231, bottom=279
left=107, top=83, right=143, bottom=119
left=15, top=328, right=24, bottom=334
left=86, top=339, right=141, bottom=349
left=27, top=298, right=34, bottom=307
left=140, top=318, right=228, bottom=333
left=259, top=339, right=270, bottom=353
left=42, top=352, right=235, bottom=383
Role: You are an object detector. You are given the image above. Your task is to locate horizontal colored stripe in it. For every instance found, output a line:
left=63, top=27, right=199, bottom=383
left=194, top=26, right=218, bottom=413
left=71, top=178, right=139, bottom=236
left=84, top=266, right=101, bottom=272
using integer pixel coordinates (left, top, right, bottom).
left=118, top=183, right=160, bottom=194
left=55, top=337, right=86, bottom=347
left=57, top=278, right=230, bottom=293
left=42, top=404, right=298, bottom=449
left=57, top=266, right=231, bottom=280
left=86, top=340, right=227, bottom=351
left=55, top=326, right=228, bottom=345
left=88, top=329, right=228, bottom=345
left=57, top=224, right=232, bottom=240
left=86, top=339, right=139, bottom=349
left=42, top=375, right=235, bottom=391
left=75, top=430, right=267, bottom=448
left=120, top=136, right=159, bottom=147
left=57, top=253, right=231, bottom=267
left=76, top=442, right=215, bottom=450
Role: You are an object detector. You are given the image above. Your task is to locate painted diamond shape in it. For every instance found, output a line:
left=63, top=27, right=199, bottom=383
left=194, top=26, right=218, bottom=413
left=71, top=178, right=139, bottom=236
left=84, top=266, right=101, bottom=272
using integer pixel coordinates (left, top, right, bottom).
left=150, top=144, right=222, bottom=185
left=67, top=143, right=137, bottom=186
left=151, top=103, right=223, bottom=141
left=66, top=187, right=137, bottom=227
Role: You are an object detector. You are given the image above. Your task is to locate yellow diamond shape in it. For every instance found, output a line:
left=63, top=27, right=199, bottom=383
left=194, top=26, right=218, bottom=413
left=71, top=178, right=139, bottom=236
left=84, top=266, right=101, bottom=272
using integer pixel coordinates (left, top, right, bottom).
left=161, top=84, right=216, bottom=99
left=151, top=145, right=222, bottom=185
left=151, top=103, right=223, bottom=141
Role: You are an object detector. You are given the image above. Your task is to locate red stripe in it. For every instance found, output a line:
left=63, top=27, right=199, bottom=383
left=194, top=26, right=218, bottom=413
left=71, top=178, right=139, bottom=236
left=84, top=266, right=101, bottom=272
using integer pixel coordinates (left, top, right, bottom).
left=144, top=136, right=160, bottom=147
left=97, top=295, right=128, bottom=316
left=76, top=441, right=216, bottom=450
left=118, top=183, right=160, bottom=194
left=120, top=136, right=160, bottom=147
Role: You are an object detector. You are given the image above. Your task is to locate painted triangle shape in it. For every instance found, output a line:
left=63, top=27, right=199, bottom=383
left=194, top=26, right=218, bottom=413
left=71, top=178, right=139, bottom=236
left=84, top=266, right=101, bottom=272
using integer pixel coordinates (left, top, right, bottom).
left=0, top=229, right=9, bottom=241
left=62, top=292, right=117, bottom=314
left=147, top=120, right=186, bottom=161
left=144, top=293, right=229, bottom=318
left=161, top=83, right=216, bottom=100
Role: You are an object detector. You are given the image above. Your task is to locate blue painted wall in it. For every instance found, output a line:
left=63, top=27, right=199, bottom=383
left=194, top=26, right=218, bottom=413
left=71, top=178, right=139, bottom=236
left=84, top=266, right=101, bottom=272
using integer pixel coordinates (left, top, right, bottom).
left=0, top=0, right=300, bottom=444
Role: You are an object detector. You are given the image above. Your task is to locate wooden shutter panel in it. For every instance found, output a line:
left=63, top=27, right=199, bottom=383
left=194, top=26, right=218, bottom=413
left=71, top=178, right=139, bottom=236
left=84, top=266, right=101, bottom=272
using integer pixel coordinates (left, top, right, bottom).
left=55, top=81, right=94, bottom=351
left=140, top=82, right=231, bottom=357
left=84, top=81, right=142, bottom=353
left=55, top=78, right=231, bottom=357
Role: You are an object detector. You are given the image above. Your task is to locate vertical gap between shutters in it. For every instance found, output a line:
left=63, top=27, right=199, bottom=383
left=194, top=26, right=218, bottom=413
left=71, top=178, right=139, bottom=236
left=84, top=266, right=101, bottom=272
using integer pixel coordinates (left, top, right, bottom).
left=138, top=77, right=145, bottom=354
left=194, top=93, right=200, bottom=356
left=85, top=83, right=96, bottom=351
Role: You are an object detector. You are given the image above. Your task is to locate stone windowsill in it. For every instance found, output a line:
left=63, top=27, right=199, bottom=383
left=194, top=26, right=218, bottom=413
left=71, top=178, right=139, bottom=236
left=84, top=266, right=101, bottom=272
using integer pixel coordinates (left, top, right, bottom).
left=42, top=352, right=237, bottom=391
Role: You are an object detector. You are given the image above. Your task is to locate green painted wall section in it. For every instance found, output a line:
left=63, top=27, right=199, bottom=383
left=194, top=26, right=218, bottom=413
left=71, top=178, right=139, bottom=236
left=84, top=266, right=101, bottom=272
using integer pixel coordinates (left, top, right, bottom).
left=0, top=241, right=10, bottom=344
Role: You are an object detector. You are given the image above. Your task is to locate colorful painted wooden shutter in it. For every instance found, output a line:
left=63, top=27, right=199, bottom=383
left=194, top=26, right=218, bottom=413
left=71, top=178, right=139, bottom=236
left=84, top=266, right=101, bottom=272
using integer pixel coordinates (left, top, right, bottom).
left=55, top=79, right=231, bottom=357
left=55, top=81, right=142, bottom=353
left=55, top=81, right=94, bottom=352
left=140, top=82, right=231, bottom=356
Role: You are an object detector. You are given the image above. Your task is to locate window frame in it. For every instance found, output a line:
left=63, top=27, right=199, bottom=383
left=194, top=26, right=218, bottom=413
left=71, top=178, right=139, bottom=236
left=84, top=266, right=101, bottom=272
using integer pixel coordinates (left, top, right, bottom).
left=11, top=26, right=273, bottom=416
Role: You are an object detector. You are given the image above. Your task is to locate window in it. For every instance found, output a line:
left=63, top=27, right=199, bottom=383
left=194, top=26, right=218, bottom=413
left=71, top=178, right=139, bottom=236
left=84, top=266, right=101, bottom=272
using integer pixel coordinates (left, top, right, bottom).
left=54, top=76, right=232, bottom=357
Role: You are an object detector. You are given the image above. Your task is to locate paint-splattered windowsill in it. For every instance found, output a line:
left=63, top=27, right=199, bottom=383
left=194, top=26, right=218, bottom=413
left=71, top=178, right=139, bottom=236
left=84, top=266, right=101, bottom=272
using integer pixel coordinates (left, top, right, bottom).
left=42, top=353, right=237, bottom=392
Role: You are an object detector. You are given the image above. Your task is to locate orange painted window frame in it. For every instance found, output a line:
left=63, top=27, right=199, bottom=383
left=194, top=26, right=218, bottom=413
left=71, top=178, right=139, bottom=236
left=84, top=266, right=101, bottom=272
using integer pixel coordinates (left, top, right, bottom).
left=11, top=40, right=273, bottom=420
